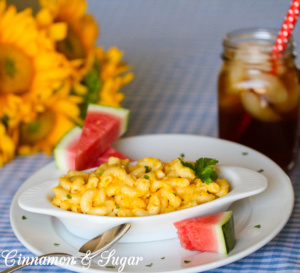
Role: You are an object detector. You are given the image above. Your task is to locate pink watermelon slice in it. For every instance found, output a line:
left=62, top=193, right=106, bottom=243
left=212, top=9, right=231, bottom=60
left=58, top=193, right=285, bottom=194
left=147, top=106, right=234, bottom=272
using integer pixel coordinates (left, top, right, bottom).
left=174, top=211, right=235, bottom=254
left=54, top=126, right=130, bottom=170
left=75, top=104, right=129, bottom=170
left=92, top=147, right=130, bottom=167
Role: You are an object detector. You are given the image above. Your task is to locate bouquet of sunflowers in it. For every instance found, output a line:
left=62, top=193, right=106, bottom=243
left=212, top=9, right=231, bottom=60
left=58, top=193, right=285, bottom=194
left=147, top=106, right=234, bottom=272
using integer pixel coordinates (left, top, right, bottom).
left=0, top=0, right=133, bottom=167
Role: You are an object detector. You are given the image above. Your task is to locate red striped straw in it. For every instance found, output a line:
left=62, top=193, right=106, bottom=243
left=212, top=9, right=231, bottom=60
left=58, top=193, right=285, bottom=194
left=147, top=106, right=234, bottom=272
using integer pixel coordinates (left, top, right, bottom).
left=272, top=0, right=300, bottom=53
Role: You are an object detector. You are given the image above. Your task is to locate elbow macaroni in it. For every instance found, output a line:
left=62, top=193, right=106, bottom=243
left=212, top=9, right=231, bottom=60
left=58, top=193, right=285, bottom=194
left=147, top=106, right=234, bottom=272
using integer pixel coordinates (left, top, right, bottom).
left=52, top=157, right=230, bottom=217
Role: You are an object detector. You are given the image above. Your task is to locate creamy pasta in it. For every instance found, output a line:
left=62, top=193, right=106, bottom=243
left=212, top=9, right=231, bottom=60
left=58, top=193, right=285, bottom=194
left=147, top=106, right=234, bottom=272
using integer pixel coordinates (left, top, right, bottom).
left=52, top=157, right=230, bottom=217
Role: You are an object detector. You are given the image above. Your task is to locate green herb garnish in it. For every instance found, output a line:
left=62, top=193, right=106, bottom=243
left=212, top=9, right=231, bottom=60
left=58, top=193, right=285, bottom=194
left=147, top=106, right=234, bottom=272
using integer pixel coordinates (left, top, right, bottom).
left=257, top=169, right=264, bottom=173
left=116, top=206, right=120, bottom=209
left=180, top=153, right=185, bottom=158
left=242, top=152, right=248, bottom=155
left=184, top=260, right=191, bottom=264
left=66, top=194, right=72, bottom=199
left=179, top=157, right=219, bottom=185
left=161, top=257, right=165, bottom=259
left=22, top=216, right=27, bottom=220
left=254, top=225, right=261, bottom=228
left=98, top=171, right=103, bottom=176
left=145, top=166, right=151, bottom=173
left=145, top=263, right=153, bottom=267
left=173, top=192, right=177, bottom=196
left=144, top=175, right=150, bottom=179
left=54, top=243, right=60, bottom=246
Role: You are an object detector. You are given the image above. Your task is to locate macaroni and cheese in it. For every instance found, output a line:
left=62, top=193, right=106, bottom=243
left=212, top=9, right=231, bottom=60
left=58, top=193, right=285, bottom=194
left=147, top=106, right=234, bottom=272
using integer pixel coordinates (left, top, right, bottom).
left=52, top=157, right=230, bottom=217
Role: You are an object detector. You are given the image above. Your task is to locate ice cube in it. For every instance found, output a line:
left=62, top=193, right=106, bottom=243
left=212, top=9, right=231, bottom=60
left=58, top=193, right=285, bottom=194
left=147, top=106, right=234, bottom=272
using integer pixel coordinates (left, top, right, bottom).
left=237, top=72, right=288, bottom=105
left=250, top=73, right=288, bottom=103
left=240, top=89, right=281, bottom=122
left=225, top=59, right=247, bottom=95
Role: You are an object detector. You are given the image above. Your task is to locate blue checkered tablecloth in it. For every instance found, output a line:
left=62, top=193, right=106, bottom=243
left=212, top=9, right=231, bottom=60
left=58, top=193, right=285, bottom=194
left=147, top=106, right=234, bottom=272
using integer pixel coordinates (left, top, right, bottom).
left=1, top=0, right=300, bottom=272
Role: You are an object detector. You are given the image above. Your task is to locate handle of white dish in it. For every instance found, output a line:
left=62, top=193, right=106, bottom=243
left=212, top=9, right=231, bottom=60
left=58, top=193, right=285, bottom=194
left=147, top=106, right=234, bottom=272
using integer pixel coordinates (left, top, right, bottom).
left=0, top=253, right=71, bottom=273
left=217, top=166, right=268, bottom=199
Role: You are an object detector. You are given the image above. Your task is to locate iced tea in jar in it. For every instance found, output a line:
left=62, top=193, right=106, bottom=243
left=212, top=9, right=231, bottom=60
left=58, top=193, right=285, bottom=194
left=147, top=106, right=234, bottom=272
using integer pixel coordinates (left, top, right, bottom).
left=218, top=28, right=300, bottom=172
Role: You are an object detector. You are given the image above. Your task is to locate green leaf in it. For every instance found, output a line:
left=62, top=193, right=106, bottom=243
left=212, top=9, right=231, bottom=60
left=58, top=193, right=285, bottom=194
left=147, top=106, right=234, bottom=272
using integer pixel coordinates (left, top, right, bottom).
left=179, top=157, right=219, bottom=185
left=195, top=158, right=218, bottom=185
left=178, top=158, right=195, bottom=171
left=78, top=58, right=103, bottom=119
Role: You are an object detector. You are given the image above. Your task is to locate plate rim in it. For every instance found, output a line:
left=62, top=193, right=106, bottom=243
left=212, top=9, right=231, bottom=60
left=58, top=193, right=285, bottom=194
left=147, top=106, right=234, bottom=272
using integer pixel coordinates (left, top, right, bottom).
left=10, top=134, right=295, bottom=273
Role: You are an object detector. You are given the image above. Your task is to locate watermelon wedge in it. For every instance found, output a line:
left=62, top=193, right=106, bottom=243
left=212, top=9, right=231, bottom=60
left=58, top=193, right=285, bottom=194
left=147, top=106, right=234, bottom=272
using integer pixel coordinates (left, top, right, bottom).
left=54, top=126, right=130, bottom=170
left=174, top=211, right=235, bottom=254
left=92, top=147, right=130, bottom=167
left=54, top=126, right=82, bottom=170
left=75, top=104, right=129, bottom=170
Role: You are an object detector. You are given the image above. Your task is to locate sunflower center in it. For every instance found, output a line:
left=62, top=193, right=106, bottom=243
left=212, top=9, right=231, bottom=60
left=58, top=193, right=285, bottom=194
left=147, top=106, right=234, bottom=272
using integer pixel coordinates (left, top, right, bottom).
left=19, top=110, right=56, bottom=145
left=4, top=58, right=17, bottom=77
left=0, top=44, right=34, bottom=94
left=56, top=25, right=86, bottom=60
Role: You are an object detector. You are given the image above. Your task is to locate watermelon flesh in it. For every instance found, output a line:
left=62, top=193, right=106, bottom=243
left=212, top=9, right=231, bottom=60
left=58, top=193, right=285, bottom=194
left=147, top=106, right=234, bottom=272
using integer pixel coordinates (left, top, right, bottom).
left=54, top=123, right=130, bottom=171
left=92, top=147, right=130, bottom=167
left=75, top=104, right=129, bottom=170
left=174, top=211, right=235, bottom=254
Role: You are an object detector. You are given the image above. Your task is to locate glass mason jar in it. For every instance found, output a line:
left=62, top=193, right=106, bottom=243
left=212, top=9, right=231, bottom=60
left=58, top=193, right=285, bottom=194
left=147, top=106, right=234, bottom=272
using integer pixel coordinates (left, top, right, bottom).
left=218, top=28, right=300, bottom=172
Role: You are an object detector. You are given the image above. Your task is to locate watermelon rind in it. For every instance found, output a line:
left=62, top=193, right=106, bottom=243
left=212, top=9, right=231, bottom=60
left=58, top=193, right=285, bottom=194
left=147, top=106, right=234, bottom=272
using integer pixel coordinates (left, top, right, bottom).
left=54, top=126, right=82, bottom=170
left=216, top=210, right=235, bottom=254
left=87, top=104, right=130, bottom=136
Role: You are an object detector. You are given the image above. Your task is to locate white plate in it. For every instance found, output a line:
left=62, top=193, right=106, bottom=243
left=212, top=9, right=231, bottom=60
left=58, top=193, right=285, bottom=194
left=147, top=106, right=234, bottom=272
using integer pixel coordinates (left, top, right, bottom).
left=10, top=134, right=294, bottom=273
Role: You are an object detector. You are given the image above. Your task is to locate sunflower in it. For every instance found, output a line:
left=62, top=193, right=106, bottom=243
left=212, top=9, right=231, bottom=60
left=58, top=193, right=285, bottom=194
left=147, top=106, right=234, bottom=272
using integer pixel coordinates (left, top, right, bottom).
left=0, top=0, right=81, bottom=158
left=18, top=82, right=83, bottom=155
left=96, top=47, right=134, bottom=107
left=0, top=123, right=16, bottom=166
left=0, top=0, right=133, bottom=166
left=37, top=0, right=133, bottom=115
left=37, top=0, right=99, bottom=114
left=37, top=0, right=98, bottom=61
